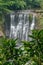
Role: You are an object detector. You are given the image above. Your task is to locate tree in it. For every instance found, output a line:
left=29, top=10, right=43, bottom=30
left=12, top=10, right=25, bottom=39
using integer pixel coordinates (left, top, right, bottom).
left=31, top=0, right=40, bottom=8
left=24, top=0, right=32, bottom=9
left=0, top=0, right=15, bottom=13
left=0, top=0, right=26, bottom=13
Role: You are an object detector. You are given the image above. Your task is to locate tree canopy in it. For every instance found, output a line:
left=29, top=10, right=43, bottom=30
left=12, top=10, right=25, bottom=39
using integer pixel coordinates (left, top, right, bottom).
left=0, top=0, right=43, bottom=13
left=0, top=0, right=43, bottom=14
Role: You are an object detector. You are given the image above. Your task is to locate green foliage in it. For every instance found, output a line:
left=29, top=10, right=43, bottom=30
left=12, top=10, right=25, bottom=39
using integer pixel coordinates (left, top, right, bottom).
left=0, top=0, right=13, bottom=13
left=0, top=30, right=43, bottom=65
left=22, top=30, right=43, bottom=65
left=8, top=0, right=26, bottom=10
left=0, top=0, right=43, bottom=13
left=0, top=38, right=29, bottom=65
left=0, top=0, right=26, bottom=13
left=24, top=0, right=41, bottom=9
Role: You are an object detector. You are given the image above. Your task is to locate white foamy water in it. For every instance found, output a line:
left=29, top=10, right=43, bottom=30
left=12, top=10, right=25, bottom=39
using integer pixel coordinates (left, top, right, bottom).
left=10, top=13, right=35, bottom=41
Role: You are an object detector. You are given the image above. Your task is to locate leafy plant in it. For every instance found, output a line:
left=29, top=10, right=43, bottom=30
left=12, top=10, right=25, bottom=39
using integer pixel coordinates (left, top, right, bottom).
left=22, top=30, right=43, bottom=65
left=0, top=37, right=30, bottom=65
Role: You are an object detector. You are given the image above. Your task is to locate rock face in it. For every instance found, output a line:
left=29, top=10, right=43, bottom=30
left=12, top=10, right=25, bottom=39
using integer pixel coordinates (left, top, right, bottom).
left=36, top=13, right=43, bottom=29
left=0, top=31, right=4, bottom=37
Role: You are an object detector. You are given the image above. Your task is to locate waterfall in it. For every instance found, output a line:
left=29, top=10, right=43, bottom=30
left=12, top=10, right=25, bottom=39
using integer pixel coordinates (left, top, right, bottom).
left=29, top=14, right=35, bottom=41
left=30, top=14, right=35, bottom=30
left=22, top=14, right=29, bottom=41
left=10, top=15, right=15, bottom=38
left=9, top=13, right=35, bottom=42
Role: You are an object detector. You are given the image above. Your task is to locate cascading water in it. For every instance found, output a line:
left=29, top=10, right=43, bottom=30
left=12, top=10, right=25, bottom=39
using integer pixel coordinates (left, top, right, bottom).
left=10, top=15, right=15, bottom=38
left=30, top=14, right=35, bottom=30
left=10, top=14, right=29, bottom=41
left=29, top=14, right=35, bottom=41
left=10, top=13, right=36, bottom=42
